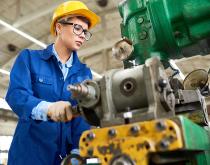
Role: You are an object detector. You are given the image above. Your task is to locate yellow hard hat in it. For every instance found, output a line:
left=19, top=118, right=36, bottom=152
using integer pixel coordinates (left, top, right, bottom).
left=50, top=1, right=101, bottom=36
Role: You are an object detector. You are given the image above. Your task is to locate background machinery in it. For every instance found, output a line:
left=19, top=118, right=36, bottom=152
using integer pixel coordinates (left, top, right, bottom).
left=63, top=0, right=210, bottom=164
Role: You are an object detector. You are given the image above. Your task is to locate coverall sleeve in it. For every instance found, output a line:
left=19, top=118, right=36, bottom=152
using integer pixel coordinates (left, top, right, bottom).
left=31, top=101, right=52, bottom=121
left=6, top=49, right=43, bottom=121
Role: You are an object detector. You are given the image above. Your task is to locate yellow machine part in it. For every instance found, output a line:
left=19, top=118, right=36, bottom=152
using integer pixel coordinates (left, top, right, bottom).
left=79, top=119, right=184, bottom=165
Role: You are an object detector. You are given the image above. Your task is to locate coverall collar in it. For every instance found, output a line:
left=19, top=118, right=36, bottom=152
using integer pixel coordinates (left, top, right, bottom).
left=41, top=44, right=86, bottom=70
left=41, top=44, right=54, bottom=60
left=52, top=44, right=73, bottom=68
left=42, top=44, right=81, bottom=63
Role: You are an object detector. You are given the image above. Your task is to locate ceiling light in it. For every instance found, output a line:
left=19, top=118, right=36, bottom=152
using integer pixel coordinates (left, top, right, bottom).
left=0, top=19, right=47, bottom=48
left=0, top=69, right=10, bottom=75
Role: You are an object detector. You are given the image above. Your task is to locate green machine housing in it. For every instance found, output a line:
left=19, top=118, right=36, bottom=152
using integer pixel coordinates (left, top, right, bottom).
left=117, top=0, right=210, bottom=164
left=119, top=0, right=210, bottom=66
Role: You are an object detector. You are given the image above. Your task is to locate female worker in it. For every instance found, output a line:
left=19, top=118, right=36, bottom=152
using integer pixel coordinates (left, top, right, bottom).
left=6, top=1, right=100, bottom=164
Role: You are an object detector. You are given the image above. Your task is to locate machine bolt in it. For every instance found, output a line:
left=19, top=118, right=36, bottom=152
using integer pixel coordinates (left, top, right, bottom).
left=156, top=121, right=166, bottom=131
left=145, top=22, right=152, bottom=29
left=168, top=135, right=176, bottom=142
left=87, top=148, right=94, bottom=156
left=137, top=17, right=144, bottom=24
left=174, top=31, right=182, bottom=38
left=87, top=132, right=95, bottom=141
left=159, top=139, right=170, bottom=150
left=139, top=31, right=147, bottom=40
left=158, top=79, right=167, bottom=89
left=144, top=141, right=151, bottom=150
left=108, top=128, right=117, bottom=138
left=130, top=125, right=140, bottom=135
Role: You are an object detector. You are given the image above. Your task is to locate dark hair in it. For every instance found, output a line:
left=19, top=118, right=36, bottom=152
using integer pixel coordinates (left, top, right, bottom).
left=66, top=16, right=90, bottom=28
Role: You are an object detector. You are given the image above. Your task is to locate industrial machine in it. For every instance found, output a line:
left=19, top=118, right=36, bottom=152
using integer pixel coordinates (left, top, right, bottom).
left=62, top=0, right=210, bottom=164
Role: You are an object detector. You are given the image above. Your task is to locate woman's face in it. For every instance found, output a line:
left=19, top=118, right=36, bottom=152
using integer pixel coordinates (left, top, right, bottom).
left=56, top=16, right=89, bottom=51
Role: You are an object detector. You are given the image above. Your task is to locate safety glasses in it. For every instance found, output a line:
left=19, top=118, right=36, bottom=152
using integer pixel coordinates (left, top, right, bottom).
left=58, top=20, right=92, bottom=41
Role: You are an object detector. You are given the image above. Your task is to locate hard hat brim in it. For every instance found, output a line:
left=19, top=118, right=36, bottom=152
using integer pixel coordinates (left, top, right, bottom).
left=50, top=9, right=100, bottom=36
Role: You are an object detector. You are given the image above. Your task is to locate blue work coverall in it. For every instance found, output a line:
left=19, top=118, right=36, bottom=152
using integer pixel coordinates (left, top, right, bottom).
left=6, top=44, right=91, bottom=165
